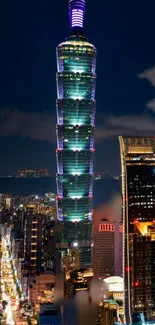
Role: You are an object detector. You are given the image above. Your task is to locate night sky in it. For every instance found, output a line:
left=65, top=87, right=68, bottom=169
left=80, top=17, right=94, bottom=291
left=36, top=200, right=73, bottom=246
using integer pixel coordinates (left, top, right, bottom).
left=0, top=0, right=155, bottom=176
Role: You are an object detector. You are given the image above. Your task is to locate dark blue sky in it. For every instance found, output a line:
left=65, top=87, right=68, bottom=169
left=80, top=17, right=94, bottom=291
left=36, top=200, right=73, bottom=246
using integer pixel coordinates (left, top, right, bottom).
left=0, top=0, right=155, bottom=176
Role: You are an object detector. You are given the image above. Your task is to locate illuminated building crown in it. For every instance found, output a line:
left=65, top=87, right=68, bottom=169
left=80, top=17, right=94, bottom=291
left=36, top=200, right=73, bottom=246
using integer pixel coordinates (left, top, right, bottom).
left=69, top=0, right=86, bottom=32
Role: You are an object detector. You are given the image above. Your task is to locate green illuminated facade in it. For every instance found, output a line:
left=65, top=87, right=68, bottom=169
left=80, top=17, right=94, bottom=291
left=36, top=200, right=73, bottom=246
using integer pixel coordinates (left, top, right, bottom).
left=56, top=0, right=97, bottom=268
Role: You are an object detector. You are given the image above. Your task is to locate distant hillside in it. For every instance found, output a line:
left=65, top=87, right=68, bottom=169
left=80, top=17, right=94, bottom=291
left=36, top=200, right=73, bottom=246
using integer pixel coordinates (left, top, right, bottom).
left=0, top=177, right=121, bottom=208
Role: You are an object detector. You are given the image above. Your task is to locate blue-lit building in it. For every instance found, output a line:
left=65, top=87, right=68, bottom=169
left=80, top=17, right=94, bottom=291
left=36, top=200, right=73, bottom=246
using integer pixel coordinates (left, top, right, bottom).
left=56, top=0, right=97, bottom=268
left=115, top=311, right=155, bottom=324
left=39, top=304, right=61, bottom=325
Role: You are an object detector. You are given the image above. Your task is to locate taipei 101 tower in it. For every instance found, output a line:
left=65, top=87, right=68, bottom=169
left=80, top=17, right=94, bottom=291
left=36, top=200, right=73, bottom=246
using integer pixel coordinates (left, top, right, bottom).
left=56, top=0, right=97, bottom=270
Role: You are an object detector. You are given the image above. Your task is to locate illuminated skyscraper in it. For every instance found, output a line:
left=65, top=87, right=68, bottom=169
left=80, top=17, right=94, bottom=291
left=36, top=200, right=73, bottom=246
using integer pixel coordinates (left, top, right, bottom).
left=93, top=219, right=122, bottom=278
left=131, top=222, right=155, bottom=319
left=119, top=137, right=155, bottom=323
left=56, top=0, right=97, bottom=269
left=24, top=212, right=43, bottom=272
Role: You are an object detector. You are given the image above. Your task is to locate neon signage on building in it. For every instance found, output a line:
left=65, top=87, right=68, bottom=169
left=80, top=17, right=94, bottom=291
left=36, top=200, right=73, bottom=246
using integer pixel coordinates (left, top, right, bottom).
left=99, top=224, right=115, bottom=232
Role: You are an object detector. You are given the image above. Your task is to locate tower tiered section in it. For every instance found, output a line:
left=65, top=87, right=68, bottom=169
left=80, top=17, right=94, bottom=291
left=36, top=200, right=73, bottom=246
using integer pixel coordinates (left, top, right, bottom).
left=56, top=0, right=97, bottom=268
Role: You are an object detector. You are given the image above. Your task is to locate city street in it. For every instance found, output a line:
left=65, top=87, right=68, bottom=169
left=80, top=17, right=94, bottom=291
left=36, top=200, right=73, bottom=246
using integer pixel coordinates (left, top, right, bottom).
left=1, top=236, right=21, bottom=325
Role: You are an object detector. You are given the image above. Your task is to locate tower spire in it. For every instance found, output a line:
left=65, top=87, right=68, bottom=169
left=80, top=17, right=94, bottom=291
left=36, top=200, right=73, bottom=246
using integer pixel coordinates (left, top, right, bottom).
left=69, top=0, right=86, bottom=32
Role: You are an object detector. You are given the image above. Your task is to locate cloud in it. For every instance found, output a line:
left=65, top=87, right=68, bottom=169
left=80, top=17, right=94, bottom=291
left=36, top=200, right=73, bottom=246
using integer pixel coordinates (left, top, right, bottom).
left=107, top=114, right=155, bottom=131
left=138, top=66, right=155, bottom=112
left=0, top=108, right=56, bottom=142
left=146, top=98, right=155, bottom=111
left=138, top=66, right=155, bottom=87
left=96, top=114, right=155, bottom=140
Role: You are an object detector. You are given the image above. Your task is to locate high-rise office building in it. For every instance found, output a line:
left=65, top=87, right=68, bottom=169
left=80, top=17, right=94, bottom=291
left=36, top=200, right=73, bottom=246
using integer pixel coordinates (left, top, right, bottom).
left=93, top=219, right=115, bottom=278
left=24, top=212, right=43, bottom=272
left=131, top=222, right=155, bottom=319
left=119, top=136, right=155, bottom=323
left=56, top=0, right=97, bottom=269
left=93, top=210, right=122, bottom=278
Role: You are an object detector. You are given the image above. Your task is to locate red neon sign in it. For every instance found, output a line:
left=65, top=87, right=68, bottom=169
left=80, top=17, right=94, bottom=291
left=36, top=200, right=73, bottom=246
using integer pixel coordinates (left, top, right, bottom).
left=99, top=224, right=115, bottom=232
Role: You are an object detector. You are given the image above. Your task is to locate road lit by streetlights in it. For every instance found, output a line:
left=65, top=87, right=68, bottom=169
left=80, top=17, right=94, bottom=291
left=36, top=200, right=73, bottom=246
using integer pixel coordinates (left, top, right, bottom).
left=1, top=237, right=20, bottom=325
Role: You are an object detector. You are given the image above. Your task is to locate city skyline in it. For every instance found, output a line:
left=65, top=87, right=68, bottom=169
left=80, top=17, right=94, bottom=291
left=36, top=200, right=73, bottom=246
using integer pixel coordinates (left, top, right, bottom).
left=0, top=0, right=155, bottom=176
left=0, top=1, right=155, bottom=323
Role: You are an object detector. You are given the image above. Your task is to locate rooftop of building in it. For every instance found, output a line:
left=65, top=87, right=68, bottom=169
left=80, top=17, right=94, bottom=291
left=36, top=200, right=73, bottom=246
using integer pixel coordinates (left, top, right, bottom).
left=119, top=136, right=155, bottom=155
left=102, top=276, right=123, bottom=292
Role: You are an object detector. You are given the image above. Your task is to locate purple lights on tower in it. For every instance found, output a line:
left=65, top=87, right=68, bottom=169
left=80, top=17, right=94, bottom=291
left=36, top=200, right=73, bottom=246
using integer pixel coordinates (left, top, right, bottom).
left=72, top=9, right=83, bottom=28
left=69, top=0, right=86, bottom=29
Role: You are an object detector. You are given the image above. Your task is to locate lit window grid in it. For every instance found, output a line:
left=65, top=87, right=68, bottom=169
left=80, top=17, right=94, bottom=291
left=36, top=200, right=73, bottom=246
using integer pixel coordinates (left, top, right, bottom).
left=56, top=39, right=96, bottom=223
left=56, top=99, right=96, bottom=126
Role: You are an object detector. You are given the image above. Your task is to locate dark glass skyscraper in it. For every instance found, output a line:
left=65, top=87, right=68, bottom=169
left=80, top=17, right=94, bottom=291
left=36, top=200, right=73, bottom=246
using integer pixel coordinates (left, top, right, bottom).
left=119, top=137, right=155, bottom=323
left=56, top=0, right=97, bottom=268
